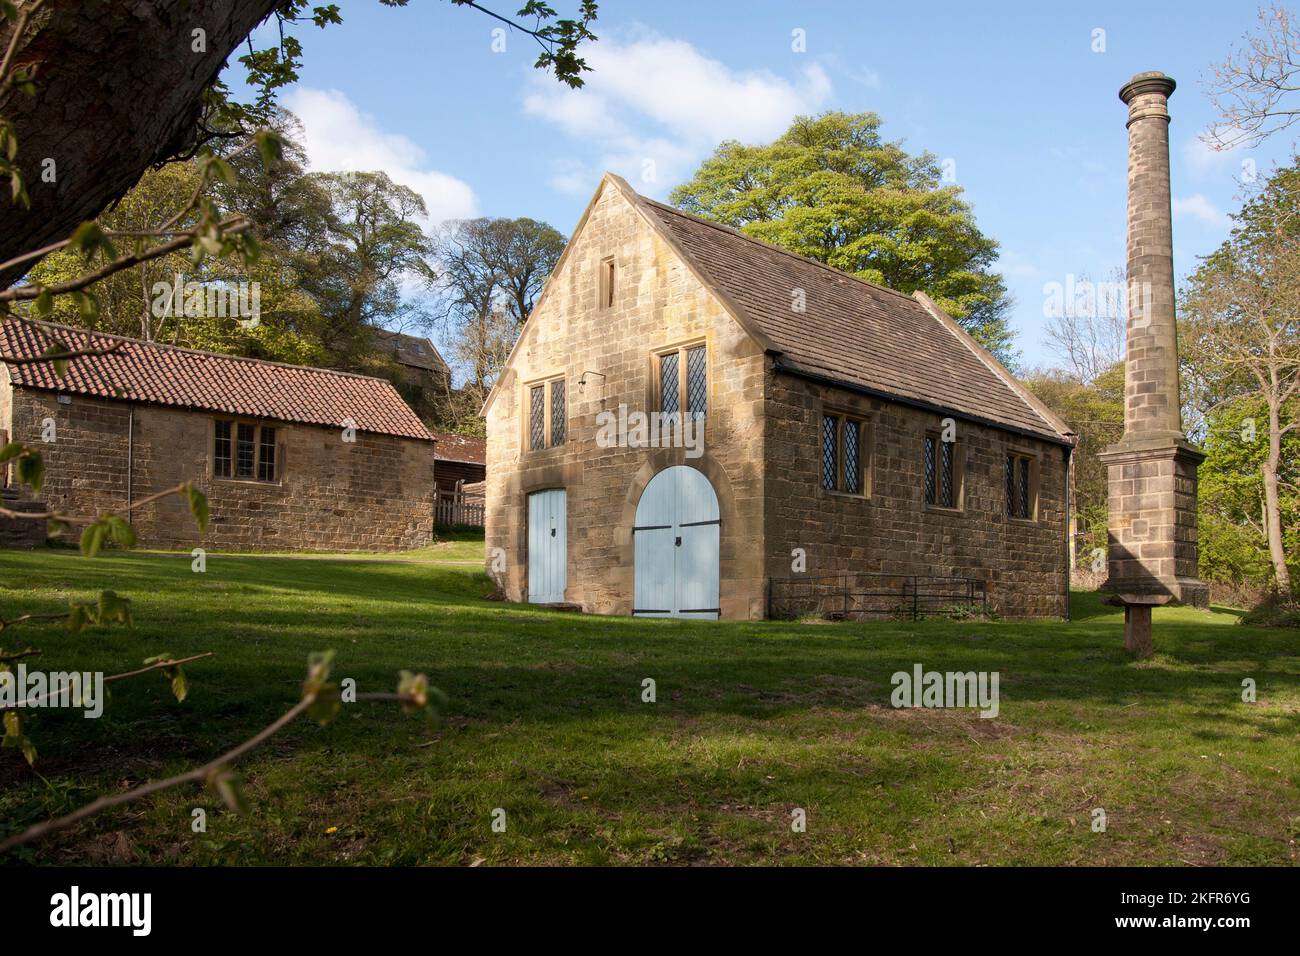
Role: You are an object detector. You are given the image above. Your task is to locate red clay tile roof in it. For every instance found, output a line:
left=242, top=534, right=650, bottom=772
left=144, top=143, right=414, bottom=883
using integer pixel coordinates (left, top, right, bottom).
left=636, top=194, right=1070, bottom=442
left=430, top=431, right=486, bottom=464
left=0, top=319, right=432, bottom=441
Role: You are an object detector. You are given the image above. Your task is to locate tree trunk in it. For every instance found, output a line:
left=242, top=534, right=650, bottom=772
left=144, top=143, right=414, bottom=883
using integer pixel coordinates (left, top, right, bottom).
left=0, top=0, right=280, bottom=287
left=1263, top=399, right=1293, bottom=594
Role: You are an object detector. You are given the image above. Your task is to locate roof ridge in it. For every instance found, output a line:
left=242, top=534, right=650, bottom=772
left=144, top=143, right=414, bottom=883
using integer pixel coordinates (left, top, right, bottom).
left=3, top=318, right=394, bottom=384
left=637, top=195, right=922, bottom=306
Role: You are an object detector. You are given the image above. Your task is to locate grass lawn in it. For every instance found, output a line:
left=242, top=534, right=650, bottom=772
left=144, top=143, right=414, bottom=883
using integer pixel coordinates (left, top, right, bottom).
left=1, top=543, right=1297, bottom=866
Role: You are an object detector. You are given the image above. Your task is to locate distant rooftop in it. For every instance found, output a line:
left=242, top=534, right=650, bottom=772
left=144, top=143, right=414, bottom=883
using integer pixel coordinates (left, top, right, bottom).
left=375, top=328, right=449, bottom=374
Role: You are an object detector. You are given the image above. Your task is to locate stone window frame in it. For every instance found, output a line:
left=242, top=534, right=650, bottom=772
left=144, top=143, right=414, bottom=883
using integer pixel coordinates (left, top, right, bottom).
left=819, top=407, right=873, bottom=499
left=598, top=255, right=616, bottom=310
left=523, top=374, right=567, bottom=454
left=650, top=337, right=709, bottom=419
left=211, top=417, right=283, bottom=484
left=1004, top=446, right=1040, bottom=523
left=923, top=431, right=965, bottom=513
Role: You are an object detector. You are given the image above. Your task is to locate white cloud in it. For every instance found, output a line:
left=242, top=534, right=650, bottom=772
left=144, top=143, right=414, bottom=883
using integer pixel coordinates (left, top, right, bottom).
left=283, top=87, right=477, bottom=222
left=996, top=249, right=1045, bottom=280
left=1172, top=193, right=1227, bottom=226
left=524, top=32, right=833, bottom=192
left=1182, top=134, right=1249, bottom=178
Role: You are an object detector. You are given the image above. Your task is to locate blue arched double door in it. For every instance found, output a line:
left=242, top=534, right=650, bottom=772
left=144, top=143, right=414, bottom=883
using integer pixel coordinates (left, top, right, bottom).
left=633, top=466, right=720, bottom=619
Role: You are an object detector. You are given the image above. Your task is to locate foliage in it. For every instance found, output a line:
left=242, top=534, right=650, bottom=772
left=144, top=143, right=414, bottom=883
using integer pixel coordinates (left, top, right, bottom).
left=1181, top=158, right=1300, bottom=593
left=1197, top=397, right=1300, bottom=588
left=1023, top=364, right=1125, bottom=563
left=431, top=215, right=566, bottom=425
left=670, top=112, right=1017, bottom=362
left=300, top=170, right=437, bottom=369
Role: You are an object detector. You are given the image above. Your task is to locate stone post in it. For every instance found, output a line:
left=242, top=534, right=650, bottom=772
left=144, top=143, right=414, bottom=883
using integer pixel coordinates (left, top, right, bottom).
left=1100, top=72, right=1209, bottom=652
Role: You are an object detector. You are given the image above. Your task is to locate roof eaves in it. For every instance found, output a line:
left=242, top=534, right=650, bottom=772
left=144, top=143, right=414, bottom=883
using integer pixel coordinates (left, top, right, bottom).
left=772, top=356, right=1073, bottom=447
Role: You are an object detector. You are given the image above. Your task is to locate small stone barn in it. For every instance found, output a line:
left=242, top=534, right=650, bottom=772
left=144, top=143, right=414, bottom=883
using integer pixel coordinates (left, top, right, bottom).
left=0, top=319, right=435, bottom=551
left=483, top=174, right=1076, bottom=619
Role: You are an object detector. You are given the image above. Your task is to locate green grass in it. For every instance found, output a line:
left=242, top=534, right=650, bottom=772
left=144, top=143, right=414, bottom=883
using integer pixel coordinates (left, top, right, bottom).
left=1, top=544, right=1297, bottom=866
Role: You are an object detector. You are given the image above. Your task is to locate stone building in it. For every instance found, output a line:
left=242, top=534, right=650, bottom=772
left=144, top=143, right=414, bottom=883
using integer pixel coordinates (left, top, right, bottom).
left=483, top=174, right=1076, bottom=620
left=0, top=319, right=435, bottom=551
left=375, top=328, right=451, bottom=422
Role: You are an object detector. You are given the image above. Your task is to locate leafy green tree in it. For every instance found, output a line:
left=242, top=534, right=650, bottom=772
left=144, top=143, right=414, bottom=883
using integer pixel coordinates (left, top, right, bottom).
left=670, top=112, right=1017, bottom=361
left=1023, top=364, right=1125, bottom=564
left=25, top=122, right=330, bottom=365
left=1197, top=398, right=1300, bottom=589
left=1182, top=159, right=1300, bottom=595
left=298, top=170, right=437, bottom=372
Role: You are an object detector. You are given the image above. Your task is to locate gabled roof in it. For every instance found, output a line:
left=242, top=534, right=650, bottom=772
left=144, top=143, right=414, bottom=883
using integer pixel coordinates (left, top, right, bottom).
left=375, top=328, right=449, bottom=374
left=484, top=173, right=1073, bottom=445
left=430, top=431, right=485, bottom=464
left=0, top=319, right=432, bottom=441
left=634, top=192, right=1071, bottom=443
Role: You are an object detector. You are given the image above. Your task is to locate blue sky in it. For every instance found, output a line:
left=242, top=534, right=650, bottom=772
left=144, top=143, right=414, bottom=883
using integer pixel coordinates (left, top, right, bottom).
left=238, top=0, right=1292, bottom=369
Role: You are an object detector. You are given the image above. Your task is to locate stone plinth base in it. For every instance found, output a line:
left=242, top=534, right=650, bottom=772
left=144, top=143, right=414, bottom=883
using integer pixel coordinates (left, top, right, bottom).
left=1098, top=436, right=1209, bottom=607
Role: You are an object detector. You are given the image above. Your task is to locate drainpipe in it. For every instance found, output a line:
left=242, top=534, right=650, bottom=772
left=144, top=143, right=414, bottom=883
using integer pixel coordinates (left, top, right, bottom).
left=1063, top=443, right=1072, bottom=621
left=126, top=406, right=134, bottom=522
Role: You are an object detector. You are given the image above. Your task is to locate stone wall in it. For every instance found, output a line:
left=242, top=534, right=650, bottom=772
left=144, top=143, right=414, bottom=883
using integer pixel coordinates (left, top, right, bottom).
left=2, top=383, right=435, bottom=552
left=763, top=372, right=1071, bottom=618
left=485, top=179, right=768, bottom=618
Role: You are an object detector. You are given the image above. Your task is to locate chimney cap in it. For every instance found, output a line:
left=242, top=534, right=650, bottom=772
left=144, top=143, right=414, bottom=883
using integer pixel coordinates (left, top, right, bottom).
left=1119, top=71, right=1176, bottom=104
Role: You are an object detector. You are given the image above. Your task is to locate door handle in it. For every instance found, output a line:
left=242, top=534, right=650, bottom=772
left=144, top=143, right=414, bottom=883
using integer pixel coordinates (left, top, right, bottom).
left=550, top=528, right=556, bottom=537
left=675, top=536, right=682, bottom=547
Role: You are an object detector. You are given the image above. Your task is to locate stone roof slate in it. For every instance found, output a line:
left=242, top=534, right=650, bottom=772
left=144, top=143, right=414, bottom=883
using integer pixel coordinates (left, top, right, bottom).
left=635, top=194, right=1069, bottom=442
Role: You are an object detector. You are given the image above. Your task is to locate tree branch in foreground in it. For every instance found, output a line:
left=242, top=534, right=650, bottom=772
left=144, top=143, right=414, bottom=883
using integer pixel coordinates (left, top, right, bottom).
left=0, top=659, right=433, bottom=854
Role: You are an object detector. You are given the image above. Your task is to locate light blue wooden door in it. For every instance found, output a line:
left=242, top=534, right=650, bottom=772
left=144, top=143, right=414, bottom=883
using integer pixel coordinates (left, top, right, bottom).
left=528, top=489, right=567, bottom=604
left=633, top=466, right=720, bottom=619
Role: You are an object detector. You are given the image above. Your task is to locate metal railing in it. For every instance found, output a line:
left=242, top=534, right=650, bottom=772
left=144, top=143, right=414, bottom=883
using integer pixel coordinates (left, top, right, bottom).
left=768, top=572, right=988, bottom=621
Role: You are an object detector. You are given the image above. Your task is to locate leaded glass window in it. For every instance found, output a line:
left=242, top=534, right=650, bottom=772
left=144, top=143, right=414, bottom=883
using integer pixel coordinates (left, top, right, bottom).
left=529, top=385, right=545, bottom=451
left=686, top=345, right=707, bottom=417
left=550, top=379, right=566, bottom=447
left=822, top=415, right=837, bottom=491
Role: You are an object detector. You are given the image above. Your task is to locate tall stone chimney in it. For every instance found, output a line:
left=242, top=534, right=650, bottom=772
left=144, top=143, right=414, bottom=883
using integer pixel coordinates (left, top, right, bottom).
left=1100, top=72, right=1209, bottom=649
